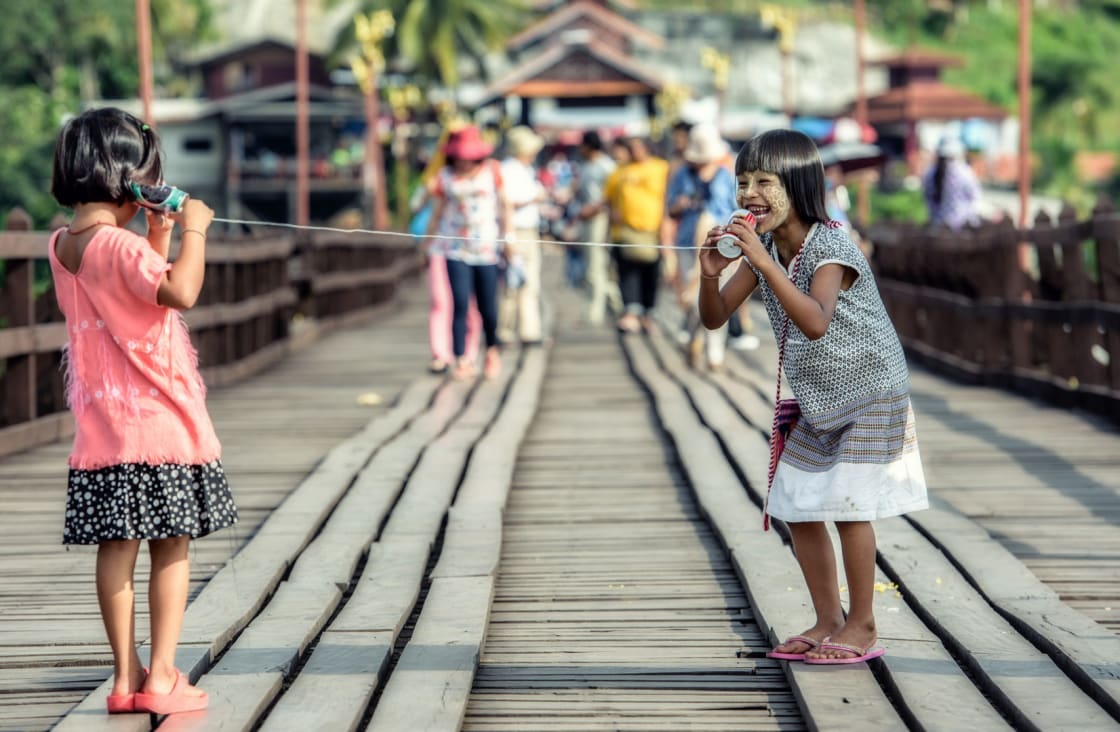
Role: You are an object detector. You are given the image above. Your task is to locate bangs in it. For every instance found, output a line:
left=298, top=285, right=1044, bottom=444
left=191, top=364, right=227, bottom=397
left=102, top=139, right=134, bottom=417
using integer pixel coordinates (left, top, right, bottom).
left=733, top=129, right=830, bottom=224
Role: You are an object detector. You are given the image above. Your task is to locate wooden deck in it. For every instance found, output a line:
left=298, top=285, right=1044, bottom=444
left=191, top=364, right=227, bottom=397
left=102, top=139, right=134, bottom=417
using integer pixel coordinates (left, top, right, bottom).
left=2, top=261, right=1120, bottom=731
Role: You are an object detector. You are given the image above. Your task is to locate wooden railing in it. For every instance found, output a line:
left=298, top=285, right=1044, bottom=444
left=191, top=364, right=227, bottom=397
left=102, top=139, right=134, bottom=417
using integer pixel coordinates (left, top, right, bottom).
left=0, top=209, right=420, bottom=458
left=868, top=196, right=1120, bottom=420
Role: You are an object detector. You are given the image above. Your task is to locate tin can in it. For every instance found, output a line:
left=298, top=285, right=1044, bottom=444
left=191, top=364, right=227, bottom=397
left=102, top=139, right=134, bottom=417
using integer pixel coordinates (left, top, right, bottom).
left=716, top=209, right=756, bottom=258
left=130, top=182, right=190, bottom=214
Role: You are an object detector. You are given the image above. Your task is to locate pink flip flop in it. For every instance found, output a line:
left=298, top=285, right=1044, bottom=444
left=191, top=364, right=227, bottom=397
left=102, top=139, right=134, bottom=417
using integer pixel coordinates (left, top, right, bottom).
left=133, top=669, right=208, bottom=715
left=766, top=634, right=823, bottom=661
left=106, top=666, right=148, bottom=714
left=106, top=692, right=136, bottom=714
left=805, top=640, right=886, bottom=665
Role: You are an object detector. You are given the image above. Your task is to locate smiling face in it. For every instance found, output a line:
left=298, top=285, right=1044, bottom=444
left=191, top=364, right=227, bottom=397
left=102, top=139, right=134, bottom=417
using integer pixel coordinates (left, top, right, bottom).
left=737, top=170, right=796, bottom=234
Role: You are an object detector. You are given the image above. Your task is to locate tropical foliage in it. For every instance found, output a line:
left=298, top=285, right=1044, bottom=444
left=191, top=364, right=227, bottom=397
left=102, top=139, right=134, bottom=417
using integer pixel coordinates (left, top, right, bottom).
left=332, top=0, right=529, bottom=89
left=0, top=0, right=213, bottom=225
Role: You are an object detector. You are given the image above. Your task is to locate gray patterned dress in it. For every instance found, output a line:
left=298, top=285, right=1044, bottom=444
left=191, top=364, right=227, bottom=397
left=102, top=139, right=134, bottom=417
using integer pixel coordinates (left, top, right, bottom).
left=748, top=223, right=928, bottom=522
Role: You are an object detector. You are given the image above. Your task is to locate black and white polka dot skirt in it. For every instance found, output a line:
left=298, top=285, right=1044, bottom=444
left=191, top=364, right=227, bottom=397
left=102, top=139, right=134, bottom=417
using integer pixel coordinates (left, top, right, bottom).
left=62, top=460, right=238, bottom=545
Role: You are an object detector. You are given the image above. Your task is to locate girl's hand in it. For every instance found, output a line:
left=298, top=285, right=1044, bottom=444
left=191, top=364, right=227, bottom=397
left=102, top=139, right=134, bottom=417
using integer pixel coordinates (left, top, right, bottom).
left=698, top=225, right=735, bottom=279
left=173, top=198, right=215, bottom=232
left=145, top=209, right=173, bottom=238
left=722, top=216, right=769, bottom=271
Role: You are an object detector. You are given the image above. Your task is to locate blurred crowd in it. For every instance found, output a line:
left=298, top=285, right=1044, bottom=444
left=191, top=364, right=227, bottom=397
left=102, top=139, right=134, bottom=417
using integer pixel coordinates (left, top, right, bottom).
left=409, top=119, right=771, bottom=378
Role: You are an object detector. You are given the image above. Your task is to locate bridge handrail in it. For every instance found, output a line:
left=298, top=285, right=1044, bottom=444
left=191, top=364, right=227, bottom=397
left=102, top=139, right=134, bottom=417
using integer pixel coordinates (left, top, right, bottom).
left=0, top=209, right=419, bottom=458
left=866, top=195, right=1120, bottom=420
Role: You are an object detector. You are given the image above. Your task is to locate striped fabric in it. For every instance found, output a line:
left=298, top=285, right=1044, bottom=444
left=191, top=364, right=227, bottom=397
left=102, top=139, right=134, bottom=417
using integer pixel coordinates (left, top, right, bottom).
left=781, top=387, right=919, bottom=473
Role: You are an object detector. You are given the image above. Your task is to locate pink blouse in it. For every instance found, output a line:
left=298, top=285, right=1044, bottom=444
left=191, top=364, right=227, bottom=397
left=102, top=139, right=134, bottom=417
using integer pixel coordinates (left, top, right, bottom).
left=48, top=227, right=221, bottom=470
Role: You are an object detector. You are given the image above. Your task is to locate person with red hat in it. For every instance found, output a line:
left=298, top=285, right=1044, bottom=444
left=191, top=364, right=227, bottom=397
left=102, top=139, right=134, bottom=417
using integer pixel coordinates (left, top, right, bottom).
left=425, top=125, right=513, bottom=379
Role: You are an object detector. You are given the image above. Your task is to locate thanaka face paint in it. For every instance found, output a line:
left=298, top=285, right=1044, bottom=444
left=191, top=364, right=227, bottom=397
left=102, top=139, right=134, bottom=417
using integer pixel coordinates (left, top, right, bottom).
left=736, top=171, right=793, bottom=235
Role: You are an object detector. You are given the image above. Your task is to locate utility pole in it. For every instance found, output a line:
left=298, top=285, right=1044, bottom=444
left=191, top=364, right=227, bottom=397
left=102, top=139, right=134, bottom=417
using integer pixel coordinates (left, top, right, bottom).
left=135, top=0, right=154, bottom=127
left=1018, top=0, right=1031, bottom=231
left=295, top=0, right=310, bottom=226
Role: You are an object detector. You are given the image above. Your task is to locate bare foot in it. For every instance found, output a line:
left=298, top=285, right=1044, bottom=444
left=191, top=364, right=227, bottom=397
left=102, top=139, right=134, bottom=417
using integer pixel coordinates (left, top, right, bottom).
left=111, top=663, right=146, bottom=697
left=805, top=620, right=878, bottom=661
left=770, top=621, right=840, bottom=656
left=140, top=669, right=206, bottom=700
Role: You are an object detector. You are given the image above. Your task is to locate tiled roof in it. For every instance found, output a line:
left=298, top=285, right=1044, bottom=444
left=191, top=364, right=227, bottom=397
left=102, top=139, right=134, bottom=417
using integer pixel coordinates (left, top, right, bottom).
left=478, top=38, right=664, bottom=104
left=865, top=82, right=1007, bottom=122
left=509, top=0, right=664, bottom=51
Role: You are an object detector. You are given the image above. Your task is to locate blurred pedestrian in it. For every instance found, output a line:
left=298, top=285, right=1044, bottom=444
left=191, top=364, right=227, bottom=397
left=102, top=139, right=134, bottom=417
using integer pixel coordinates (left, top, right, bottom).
left=664, top=122, right=741, bottom=370
left=499, top=126, right=546, bottom=346
left=573, top=131, right=621, bottom=324
left=413, top=125, right=481, bottom=374
left=923, top=136, right=981, bottom=230
left=605, top=137, right=669, bottom=333
left=425, top=125, right=512, bottom=380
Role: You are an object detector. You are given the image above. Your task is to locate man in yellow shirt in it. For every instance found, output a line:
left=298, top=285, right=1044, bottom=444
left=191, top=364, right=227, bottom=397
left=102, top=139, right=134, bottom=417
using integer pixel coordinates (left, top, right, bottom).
left=604, top=137, right=669, bottom=333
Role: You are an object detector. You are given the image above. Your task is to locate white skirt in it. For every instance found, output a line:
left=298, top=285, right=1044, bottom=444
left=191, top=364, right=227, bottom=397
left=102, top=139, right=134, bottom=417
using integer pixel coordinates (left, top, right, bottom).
left=766, top=448, right=928, bottom=523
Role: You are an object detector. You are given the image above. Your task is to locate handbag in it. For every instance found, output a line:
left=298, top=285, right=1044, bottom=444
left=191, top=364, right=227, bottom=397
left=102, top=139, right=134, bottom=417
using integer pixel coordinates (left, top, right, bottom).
left=763, top=248, right=805, bottom=531
left=616, top=224, right=661, bottom=263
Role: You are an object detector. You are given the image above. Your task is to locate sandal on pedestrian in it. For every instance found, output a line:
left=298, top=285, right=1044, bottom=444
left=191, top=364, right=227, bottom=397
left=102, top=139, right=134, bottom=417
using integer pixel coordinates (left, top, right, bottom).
left=106, top=666, right=147, bottom=714
left=107, top=692, right=136, bottom=714
left=133, top=669, right=208, bottom=715
left=805, top=640, right=885, bottom=665
left=452, top=359, right=476, bottom=380
left=766, top=634, right=823, bottom=661
left=483, top=349, right=502, bottom=380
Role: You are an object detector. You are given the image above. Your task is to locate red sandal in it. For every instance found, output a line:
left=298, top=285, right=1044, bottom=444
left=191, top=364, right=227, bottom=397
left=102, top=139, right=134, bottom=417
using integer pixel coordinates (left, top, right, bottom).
left=133, top=668, right=208, bottom=714
left=106, top=666, right=147, bottom=714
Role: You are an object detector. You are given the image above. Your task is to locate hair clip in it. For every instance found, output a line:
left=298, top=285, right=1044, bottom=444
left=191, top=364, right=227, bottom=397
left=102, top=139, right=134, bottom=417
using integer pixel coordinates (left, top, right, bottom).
left=140, top=123, right=151, bottom=131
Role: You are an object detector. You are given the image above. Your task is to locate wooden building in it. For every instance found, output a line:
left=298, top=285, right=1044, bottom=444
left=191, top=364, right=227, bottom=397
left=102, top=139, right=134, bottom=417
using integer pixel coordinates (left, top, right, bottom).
left=863, top=50, right=1009, bottom=176
left=473, top=0, right=666, bottom=136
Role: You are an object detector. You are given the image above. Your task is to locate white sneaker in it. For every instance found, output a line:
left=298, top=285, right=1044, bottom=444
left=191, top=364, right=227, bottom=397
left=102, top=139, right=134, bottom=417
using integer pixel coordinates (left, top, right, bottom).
left=729, top=334, right=761, bottom=351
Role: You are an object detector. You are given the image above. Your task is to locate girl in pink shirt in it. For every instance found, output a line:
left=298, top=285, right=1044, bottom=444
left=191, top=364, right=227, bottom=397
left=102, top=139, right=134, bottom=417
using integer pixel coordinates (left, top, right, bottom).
left=49, top=108, right=236, bottom=715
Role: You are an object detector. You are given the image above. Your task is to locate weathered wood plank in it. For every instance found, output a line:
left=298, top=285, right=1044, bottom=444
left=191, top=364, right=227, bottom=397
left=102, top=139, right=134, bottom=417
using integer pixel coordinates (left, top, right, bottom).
left=369, top=576, right=494, bottom=732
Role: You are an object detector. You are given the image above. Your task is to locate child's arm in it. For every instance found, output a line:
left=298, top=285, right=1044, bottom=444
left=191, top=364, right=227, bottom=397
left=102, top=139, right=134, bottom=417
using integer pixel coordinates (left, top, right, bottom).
left=157, top=199, right=214, bottom=310
left=762, top=262, right=856, bottom=340
left=145, top=211, right=173, bottom=260
left=697, top=225, right=758, bottom=329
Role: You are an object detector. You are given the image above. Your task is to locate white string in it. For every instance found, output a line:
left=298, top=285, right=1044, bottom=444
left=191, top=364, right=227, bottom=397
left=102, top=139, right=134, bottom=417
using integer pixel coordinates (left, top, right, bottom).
left=211, top=216, right=717, bottom=251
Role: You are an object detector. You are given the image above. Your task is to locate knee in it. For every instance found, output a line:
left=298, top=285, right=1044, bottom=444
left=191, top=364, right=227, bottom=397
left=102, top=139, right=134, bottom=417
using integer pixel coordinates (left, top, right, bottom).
left=148, top=535, right=190, bottom=563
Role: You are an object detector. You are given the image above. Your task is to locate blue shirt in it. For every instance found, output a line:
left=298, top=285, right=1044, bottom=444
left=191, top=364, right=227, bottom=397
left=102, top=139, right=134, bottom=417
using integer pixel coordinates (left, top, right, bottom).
left=666, top=166, right=737, bottom=248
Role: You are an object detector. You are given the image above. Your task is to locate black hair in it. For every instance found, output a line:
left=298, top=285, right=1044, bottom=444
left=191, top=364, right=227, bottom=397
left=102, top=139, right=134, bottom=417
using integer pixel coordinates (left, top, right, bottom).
left=581, top=130, right=603, bottom=152
left=672, top=120, right=693, bottom=134
left=51, top=107, right=163, bottom=208
left=734, top=129, right=829, bottom=224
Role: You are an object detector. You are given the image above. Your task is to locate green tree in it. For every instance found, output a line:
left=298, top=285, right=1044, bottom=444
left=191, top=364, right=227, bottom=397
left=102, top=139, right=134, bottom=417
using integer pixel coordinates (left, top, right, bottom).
left=0, top=0, right=213, bottom=224
left=333, top=0, right=529, bottom=89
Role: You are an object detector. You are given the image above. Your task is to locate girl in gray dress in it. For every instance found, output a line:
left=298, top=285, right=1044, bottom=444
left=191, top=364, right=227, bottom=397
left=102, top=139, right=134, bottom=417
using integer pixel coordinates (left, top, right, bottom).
left=697, top=129, right=927, bottom=664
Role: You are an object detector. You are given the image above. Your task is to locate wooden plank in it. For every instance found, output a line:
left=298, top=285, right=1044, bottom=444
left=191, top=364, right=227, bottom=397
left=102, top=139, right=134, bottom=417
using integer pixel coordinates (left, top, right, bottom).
left=463, top=291, right=804, bottom=732
left=329, top=539, right=431, bottom=635
left=908, top=498, right=1120, bottom=718
left=369, top=576, right=494, bottom=732
left=257, top=631, right=392, bottom=732
left=875, top=517, right=1116, bottom=729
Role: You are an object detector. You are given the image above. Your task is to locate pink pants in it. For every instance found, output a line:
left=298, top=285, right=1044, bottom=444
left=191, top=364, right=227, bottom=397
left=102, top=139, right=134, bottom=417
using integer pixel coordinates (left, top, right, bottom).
left=428, top=254, right=480, bottom=363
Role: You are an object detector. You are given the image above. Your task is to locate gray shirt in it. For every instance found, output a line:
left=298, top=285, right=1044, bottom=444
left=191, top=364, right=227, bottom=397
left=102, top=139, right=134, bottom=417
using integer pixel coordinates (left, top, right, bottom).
left=749, top=223, right=910, bottom=430
left=576, top=153, right=615, bottom=206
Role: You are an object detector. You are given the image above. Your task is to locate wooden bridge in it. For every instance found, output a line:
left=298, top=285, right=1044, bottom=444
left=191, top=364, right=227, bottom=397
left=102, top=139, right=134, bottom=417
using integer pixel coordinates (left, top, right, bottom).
left=2, top=212, right=1120, bottom=731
